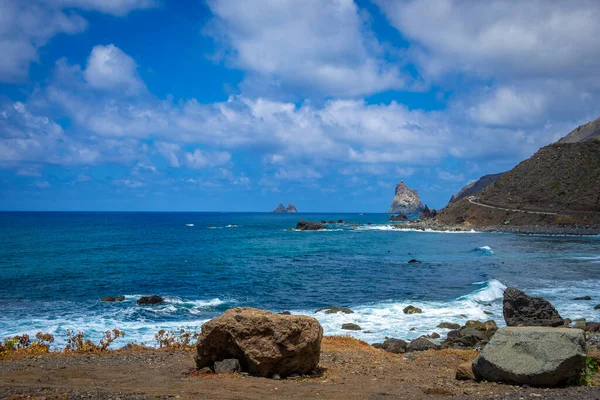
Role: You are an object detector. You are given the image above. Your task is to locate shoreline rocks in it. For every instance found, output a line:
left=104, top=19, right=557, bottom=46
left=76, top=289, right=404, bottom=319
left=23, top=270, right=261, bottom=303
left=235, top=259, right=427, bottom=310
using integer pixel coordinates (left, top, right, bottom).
left=195, top=308, right=322, bottom=377
left=503, top=287, right=564, bottom=327
left=315, top=307, right=353, bottom=314
left=472, top=327, right=586, bottom=386
left=341, top=323, right=361, bottom=331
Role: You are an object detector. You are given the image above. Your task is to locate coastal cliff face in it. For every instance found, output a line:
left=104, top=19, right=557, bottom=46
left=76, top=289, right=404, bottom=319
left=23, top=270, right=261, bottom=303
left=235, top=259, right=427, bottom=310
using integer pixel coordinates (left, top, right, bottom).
left=438, top=118, right=600, bottom=228
left=448, top=173, right=504, bottom=205
left=272, top=203, right=298, bottom=213
left=387, top=181, right=424, bottom=215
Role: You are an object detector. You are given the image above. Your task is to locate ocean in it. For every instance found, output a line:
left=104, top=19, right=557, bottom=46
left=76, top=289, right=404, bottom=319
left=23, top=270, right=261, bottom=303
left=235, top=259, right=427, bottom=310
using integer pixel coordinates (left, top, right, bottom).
left=1, top=212, right=599, bottom=348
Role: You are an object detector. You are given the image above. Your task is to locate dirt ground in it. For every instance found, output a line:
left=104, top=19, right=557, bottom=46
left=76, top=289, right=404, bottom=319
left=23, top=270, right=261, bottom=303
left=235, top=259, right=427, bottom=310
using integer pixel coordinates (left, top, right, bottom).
left=1, top=337, right=598, bottom=400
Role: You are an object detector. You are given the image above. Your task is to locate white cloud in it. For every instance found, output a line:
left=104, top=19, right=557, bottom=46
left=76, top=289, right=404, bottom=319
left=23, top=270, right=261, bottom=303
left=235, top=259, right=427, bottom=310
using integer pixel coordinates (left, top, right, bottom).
left=0, top=0, right=155, bottom=83
left=155, top=142, right=231, bottom=169
left=113, top=178, right=145, bottom=188
left=31, top=180, right=51, bottom=188
left=45, top=0, right=157, bottom=16
left=206, top=0, right=408, bottom=97
left=375, top=0, right=600, bottom=81
left=83, top=44, right=145, bottom=94
left=437, top=170, right=465, bottom=182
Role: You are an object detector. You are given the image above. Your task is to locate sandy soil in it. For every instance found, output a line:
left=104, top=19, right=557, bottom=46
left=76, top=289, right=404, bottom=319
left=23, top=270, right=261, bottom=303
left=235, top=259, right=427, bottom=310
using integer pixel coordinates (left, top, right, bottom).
left=1, top=337, right=598, bottom=400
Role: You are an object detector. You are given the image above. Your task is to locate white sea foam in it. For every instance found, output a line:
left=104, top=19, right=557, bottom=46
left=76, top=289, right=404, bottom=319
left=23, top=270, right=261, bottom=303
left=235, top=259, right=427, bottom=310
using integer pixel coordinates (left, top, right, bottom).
left=185, top=223, right=194, bottom=227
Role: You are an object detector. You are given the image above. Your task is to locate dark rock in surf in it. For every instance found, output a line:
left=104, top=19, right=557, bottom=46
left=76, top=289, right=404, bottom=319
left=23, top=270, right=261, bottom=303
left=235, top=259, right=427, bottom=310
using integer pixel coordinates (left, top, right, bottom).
left=388, top=213, right=408, bottom=222
left=503, top=288, right=564, bottom=327
left=101, top=296, right=125, bottom=302
left=574, top=296, right=592, bottom=300
left=137, top=295, right=164, bottom=305
left=408, top=259, right=422, bottom=264
left=594, top=304, right=600, bottom=310
left=295, top=220, right=327, bottom=231
left=438, top=322, right=461, bottom=330
left=315, top=306, right=354, bottom=314
left=403, top=305, right=422, bottom=314
left=341, top=323, right=361, bottom=331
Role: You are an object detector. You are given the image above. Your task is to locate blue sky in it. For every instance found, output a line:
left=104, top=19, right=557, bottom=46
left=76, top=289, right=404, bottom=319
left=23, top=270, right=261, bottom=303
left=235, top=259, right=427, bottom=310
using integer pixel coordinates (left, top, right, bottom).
left=1, top=0, right=599, bottom=211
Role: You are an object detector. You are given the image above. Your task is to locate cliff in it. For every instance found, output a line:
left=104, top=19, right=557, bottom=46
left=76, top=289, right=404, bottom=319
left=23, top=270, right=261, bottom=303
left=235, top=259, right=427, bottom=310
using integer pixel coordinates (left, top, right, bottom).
left=387, top=181, right=424, bottom=215
left=448, top=173, right=504, bottom=205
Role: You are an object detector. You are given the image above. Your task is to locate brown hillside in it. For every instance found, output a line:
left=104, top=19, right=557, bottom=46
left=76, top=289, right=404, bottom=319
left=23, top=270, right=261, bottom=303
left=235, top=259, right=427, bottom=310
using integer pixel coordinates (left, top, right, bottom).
left=438, top=141, right=600, bottom=227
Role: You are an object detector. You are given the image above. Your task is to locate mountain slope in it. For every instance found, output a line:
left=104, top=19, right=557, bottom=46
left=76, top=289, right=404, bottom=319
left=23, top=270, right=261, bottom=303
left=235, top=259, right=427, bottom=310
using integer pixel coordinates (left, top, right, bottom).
left=448, top=173, right=504, bottom=205
left=438, top=120, right=600, bottom=227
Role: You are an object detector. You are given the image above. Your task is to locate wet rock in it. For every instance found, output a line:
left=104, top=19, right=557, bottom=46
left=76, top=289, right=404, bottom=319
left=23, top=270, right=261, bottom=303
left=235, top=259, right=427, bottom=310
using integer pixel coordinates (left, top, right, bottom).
left=388, top=213, right=408, bottom=222
left=381, top=338, right=408, bottom=354
left=465, top=320, right=485, bottom=331
left=295, top=220, right=327, bottom=231
left=456, top=327, right=488, bottom=347
left=409, top=327, right=416, bottom=331
left=101, top=296, right=125, bottom=302
left=337, top=219, right=344, bottom=224
left=573, top=318, right=587, bottom=330
left=472, top=327, right=586, bottom=386
left=327, top=220, right=335, bottom=224
left=403, top=305, right=422, bottom=314
left=278, top=311, right=291, bottom=315
left=595, top=304, right=600, bottom=310
left=586, top=322, right=600, bottom=332
left=503, top=287, right=564, bottom=327
left=456, top=362, right=476, bottom=381
left=407, top=259, right=422, bottom=264
left=446, top=330, right=461, bottom=342
left=137, top=295, right=164, bottom=305
left=214, top=359, right=241, bottom=374
left=438, top=322, right=461, bottom=330
left=430, top=332, right=440, bottom=339
left=574, top=296, right=592, bottom=300
left=195, top=307, right=322, bottom=377
left=484, top=320, right=498, bottom=331
left=315, top=306, right=354, bottom=314
left=341, top=323, right=361, bottom=331
left=407, top=337, right=441, bottom=352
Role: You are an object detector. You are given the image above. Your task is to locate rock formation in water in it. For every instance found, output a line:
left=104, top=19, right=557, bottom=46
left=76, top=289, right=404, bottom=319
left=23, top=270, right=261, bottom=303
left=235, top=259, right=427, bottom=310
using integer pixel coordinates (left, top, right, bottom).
left=387, top=181, right=424, bottom=215
left=272, top=203, right=298, bottom=213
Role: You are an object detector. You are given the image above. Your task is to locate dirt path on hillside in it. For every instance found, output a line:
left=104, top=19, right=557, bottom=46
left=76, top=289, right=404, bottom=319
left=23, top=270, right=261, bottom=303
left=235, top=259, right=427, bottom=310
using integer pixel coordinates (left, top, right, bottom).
left=1, top=337, right=599, bottom=400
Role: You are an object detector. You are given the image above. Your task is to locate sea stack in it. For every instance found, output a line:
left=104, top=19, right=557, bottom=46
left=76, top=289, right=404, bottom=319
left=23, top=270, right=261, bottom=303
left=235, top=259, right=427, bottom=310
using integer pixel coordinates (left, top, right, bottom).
left=387, top=181, right=424, bottom=215
left=272, top=203, right=298, bottom=213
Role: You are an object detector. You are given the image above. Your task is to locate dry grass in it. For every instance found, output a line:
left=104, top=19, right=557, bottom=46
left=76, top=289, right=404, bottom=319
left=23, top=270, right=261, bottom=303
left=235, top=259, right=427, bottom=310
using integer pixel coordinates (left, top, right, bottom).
left=322, top=335, right=374, bottom=352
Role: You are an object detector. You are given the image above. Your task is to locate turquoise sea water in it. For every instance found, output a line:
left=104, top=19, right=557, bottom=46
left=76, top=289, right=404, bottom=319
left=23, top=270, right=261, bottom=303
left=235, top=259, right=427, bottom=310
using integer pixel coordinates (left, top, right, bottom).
left=1, top=212, right=599, bottom=347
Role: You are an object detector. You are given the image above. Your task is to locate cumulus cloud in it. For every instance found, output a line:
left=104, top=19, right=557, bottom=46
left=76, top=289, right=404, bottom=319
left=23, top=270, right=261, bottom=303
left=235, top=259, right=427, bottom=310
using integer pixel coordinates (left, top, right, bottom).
left=375, top=0, right=600, bottom=80
left=155, top=142, right=231, bottom=169
left=205, top=0, right=408, bottom=97
left=0, top=0, right=154, bottom=83
left=83, top=44, right=146, bottom=94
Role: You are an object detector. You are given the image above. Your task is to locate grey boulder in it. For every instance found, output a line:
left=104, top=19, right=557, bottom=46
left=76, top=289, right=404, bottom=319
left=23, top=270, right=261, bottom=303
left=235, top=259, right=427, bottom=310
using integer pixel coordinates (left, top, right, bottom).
left=472, top=327, right=586, bottom=386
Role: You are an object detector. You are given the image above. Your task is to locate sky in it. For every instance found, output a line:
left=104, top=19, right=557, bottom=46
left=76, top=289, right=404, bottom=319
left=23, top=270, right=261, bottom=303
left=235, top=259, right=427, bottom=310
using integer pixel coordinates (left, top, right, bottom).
left=1, top=0, right=599, bottom=212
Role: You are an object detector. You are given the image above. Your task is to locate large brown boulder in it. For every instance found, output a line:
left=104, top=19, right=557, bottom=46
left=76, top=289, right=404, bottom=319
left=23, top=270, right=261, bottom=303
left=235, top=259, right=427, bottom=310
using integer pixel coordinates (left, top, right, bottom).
left=503, top=288, right=563, bottom=327
left=195, top=308, right=322, bottom=377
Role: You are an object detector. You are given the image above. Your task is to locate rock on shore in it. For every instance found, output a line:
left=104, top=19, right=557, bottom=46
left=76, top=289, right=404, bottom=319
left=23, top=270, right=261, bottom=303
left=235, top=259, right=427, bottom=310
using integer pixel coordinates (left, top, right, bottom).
left=472, top=327, right=586, bottom=386
left=195, top=307, right=322, bottom=377
left=503, top=287, right=564, bottom=327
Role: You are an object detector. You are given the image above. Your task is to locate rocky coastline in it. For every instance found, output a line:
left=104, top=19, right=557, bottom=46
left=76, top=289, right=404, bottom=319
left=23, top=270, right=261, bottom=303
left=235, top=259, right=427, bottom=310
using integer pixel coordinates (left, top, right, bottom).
left=392, top=218, right=600, bottom=236
left=2, top=288, right=600, bottom=398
